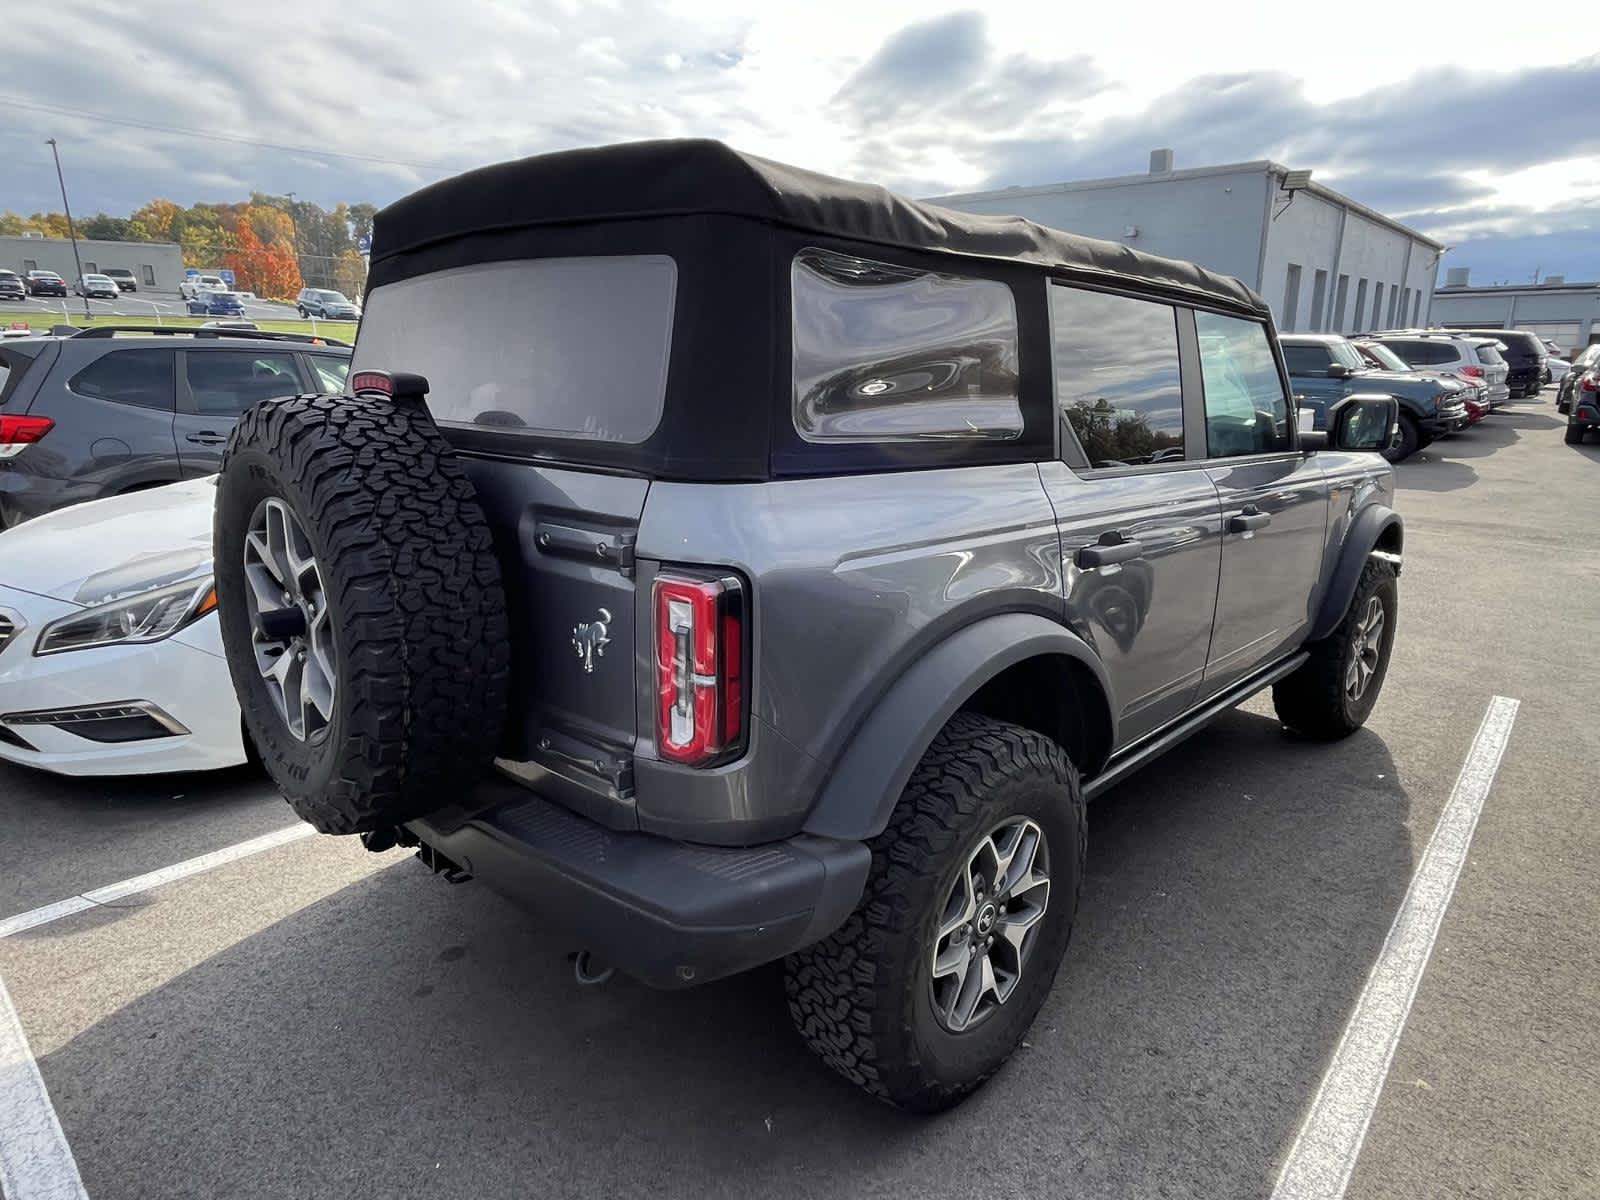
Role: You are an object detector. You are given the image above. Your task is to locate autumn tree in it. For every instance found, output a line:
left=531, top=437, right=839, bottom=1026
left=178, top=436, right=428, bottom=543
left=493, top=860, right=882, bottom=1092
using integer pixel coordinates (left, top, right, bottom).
left=223, top=219, right=302, bottom=299
left=129, top=199, right=182, bottom=243
left=331, top=247, right=366, bottom=298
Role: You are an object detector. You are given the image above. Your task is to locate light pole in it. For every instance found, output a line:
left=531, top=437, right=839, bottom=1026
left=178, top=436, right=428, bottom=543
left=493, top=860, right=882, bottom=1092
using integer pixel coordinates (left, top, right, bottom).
left=46, top=138, right=91, bottom=320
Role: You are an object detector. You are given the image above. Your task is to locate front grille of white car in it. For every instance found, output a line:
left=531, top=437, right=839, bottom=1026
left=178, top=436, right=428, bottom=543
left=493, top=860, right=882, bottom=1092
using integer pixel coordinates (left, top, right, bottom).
left=0, top=612, right=19, bottom=658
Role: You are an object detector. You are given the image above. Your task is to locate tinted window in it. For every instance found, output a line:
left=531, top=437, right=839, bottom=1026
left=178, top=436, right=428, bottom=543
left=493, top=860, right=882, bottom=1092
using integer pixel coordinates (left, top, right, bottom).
left=1051, top=284, right=1183, bottom=467
left=1281, top=343, right=1333, bottom=375
left=1197, top=313, right=1291, bottom=457
left=309, top=356, right=349, bottom=393
left=355, top=256, right=676, bottom=443
left=1474, top=344, right=1505, bottom=366
left=186, top=351, right=302, bottom=415
left=792, top=249, right=1020, bottom=442
left=69, top=349, right=175, bottom=410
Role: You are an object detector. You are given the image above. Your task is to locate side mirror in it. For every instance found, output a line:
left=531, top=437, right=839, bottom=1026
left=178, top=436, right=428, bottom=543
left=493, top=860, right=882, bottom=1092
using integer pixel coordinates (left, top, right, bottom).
left=1326, top=393, right=1399, bottom=452
left=1326, top=363, right=1353, bottom=380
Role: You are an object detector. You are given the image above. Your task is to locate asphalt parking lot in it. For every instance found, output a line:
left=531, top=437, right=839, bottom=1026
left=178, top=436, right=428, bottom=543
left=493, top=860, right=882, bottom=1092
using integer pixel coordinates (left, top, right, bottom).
left=1, top=291, right=304, bottom=324
left=2, top=399, right=1597, bottom=1200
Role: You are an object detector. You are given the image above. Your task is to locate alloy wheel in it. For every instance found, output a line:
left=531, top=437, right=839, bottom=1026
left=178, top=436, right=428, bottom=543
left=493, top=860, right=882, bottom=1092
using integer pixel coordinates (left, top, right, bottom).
left=929, top=817, right=1051, bottom=1034
left=1345, top=595, right=1385, bottom=702
left=242, top=497, right=336, bottom=742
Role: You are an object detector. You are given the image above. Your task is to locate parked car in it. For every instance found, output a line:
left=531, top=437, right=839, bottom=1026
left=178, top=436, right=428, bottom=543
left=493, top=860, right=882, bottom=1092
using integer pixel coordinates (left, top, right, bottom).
left=74, top=273, right=120, bottom=299
left=1564, top=368, right=1600, bottom=444
left=0, top=477, right=247, bottom=775
left=1427, top=328, right=1548, bottom=397
left=0, top=271, right=24, bottom=302
left=1363, top=332, right=1511, bottom=409
left=295, top=288, right=361, bottom=320
left=211, top=139, right=1405, bottom=1113
left=179, top=274, right=227, bottom=299
left=186, top=291, right=247, bottom=318
left=1545, top=355, right=1570, bottom=385
left=1352, top=338, right=1488, bottom=424
left=1555, top=344, right=1600, bottom=414
left=0, top=326, right=351, bottom=529
left=1280, top=333, right=1467, bottom=461
left=25, top=271, right=67, bottom=297
left=102, top=268, right=138, bottom=293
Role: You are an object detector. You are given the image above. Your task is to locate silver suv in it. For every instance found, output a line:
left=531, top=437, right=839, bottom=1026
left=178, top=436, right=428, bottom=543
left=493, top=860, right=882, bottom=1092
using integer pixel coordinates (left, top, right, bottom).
left=211, top=141, right=1405, bottom=1112
left=1367, top=332, right=1512, bottom=408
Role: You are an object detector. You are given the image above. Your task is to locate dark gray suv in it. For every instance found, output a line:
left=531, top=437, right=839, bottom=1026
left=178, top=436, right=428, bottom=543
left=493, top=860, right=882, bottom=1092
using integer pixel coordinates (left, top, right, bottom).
left=211, top=141, right=1404, bottom=1112
left=0, top=327, right=350, bottom=528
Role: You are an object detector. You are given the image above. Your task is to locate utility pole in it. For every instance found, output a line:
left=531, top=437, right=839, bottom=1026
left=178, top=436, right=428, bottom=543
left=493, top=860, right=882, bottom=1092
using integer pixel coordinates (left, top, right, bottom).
left=46, top=138, right=91, bottom=319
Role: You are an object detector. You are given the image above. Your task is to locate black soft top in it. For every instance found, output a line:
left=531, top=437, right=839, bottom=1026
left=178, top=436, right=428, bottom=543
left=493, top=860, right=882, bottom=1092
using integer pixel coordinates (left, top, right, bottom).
left=373, top=139, right=1267, bottom=316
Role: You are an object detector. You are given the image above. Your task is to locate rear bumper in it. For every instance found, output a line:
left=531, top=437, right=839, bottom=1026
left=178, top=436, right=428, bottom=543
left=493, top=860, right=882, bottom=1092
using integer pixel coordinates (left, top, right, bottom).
left=408, top=777, right=871, bottom=989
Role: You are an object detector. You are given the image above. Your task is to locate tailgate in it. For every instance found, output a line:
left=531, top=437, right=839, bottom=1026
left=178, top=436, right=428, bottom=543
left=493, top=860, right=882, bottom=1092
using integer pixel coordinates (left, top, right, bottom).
left=457, top=456, right=647, bottom=824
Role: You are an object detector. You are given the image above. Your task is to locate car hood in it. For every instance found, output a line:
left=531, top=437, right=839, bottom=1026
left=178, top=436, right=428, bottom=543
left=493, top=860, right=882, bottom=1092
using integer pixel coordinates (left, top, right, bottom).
left=0, top=477, right=216, bottom=604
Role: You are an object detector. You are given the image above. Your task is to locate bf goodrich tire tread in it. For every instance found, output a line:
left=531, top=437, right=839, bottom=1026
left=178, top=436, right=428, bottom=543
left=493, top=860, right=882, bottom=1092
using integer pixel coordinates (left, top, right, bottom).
left=1273, top=557, right=1397, bottom=740
left=215, top=392, right=509, bottom=834
left=783, top=712, right=1085, bottom=1112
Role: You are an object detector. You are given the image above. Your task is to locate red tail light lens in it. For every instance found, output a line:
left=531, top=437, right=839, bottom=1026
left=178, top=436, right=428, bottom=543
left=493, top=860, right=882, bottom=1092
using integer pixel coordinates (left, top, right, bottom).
left=350, top=370, right=392, bottom=396
left=654, top=570, right=745, bottom=765
left=0, top=415, right=53, bottom=458
left=1458, top=365, right=1484, bottom=378
left=1581, top=374, right=1599, bottom=393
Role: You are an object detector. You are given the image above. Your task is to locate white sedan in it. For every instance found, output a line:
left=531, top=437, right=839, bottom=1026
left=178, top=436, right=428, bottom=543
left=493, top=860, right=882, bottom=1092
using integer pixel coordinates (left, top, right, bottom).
left=0, top=478, right=247, bottom=775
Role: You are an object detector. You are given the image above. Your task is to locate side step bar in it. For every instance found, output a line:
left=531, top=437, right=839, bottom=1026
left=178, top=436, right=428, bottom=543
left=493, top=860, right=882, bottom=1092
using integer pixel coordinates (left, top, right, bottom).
left=1083, top=651, right=1309, bottom=802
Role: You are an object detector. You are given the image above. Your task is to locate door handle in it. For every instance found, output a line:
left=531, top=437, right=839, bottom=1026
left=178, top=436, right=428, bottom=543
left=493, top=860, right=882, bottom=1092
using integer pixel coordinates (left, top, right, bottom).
left=1075, top=535, right=1146, bottom=569
left=185, top=432, right=228, bottom=446
left=1228, top=507, right=1271, bottom=533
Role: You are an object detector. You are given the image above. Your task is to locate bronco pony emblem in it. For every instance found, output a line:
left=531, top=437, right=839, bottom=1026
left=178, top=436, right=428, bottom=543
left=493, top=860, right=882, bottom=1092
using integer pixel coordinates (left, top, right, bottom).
left=571, top=608, right=612, bottom=673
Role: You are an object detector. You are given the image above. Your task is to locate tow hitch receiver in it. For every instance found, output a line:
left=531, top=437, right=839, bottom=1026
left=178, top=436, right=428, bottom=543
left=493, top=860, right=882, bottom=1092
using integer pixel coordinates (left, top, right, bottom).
left=415, top=840, right=472, bottom=884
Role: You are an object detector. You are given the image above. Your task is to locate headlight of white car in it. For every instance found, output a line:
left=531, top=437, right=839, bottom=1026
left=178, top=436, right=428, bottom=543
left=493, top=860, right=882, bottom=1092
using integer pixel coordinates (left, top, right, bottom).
left=34, top=576, right=217, bottom=656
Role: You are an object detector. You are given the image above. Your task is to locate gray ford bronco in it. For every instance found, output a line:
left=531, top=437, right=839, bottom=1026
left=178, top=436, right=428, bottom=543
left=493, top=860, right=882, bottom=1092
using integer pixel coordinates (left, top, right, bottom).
left=212, top=140, right=1403, bottom=1112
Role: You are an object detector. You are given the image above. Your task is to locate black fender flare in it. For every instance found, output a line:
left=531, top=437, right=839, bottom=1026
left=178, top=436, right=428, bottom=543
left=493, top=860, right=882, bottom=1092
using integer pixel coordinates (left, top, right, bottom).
left=800, top=612, right=1113, bottom=843
left=1310, top=504, right=1402, bottom=640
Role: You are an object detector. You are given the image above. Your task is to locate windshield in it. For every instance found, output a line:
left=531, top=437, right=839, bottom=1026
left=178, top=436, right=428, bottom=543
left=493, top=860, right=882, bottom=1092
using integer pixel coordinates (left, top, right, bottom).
left=354, top=255, right=677, bottom=444
left=1357, top=342, right=1410, bottom=372
left=1328, top=340, right=1367, bottom=371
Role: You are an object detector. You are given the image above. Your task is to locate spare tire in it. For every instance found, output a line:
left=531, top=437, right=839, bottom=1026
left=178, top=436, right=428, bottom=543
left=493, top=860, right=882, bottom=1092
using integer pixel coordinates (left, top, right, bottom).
left=213, top=392, right=510, bottom=834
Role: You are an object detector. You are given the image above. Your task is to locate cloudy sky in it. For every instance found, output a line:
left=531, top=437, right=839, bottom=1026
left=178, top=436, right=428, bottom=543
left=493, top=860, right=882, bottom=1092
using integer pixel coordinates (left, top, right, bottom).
left=5, top=1, right=1596, bottom=284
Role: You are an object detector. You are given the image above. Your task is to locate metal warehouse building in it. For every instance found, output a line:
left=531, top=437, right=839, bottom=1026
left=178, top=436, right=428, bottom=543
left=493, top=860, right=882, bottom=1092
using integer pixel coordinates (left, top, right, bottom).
left=929, top=151, right=1443, bottom=335
left=0, top=234, right=184, bottom=294
left=1430, top=271, right=1600, bottom=357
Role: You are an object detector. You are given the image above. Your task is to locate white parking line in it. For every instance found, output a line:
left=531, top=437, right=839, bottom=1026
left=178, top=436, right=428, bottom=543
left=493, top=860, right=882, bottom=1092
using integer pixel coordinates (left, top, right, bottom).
left=1272, top=694, right=1521, bottom=1200
left=0, top=824, right=313, bottom=940
left=0, top=823, right=314, bottom=1200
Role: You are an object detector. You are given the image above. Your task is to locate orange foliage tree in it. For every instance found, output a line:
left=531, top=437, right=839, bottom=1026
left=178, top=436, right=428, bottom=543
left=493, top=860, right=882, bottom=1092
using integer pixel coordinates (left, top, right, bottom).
left=223, top=220, right=302, bottom=300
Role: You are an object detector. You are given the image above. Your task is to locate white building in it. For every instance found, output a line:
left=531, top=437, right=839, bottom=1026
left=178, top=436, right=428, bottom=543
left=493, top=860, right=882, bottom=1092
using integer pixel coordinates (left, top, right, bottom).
left=928, top=151, right=1444, bottom=335
left=0, top=234, right=184, bottom=293
left=1430, top=271, right=1600, bottom=357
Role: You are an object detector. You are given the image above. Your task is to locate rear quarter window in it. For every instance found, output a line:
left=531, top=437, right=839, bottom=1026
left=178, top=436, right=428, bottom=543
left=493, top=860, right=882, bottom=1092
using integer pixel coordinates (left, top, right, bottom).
left=791, top=248, right=1021, bottom=442
left=67, top=348, right=176, bottom=411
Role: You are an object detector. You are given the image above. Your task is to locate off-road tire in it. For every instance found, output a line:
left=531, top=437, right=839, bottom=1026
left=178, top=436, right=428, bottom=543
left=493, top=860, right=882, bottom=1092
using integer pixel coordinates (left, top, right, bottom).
left=1273, top=557, right=1397, bottom=740
left=1381, top=413, right=1420, bottom=464
left=1565, top=421, right=1586, bottom=445
left=213, top=392, right=510, bottom=834
left=784, top=713, right=1085, bottom=1112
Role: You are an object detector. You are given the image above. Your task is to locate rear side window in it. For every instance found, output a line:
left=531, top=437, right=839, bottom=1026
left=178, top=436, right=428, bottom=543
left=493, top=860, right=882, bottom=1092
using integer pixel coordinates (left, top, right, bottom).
left=186, top=351, right=302, bottom=415
left=1051, top=284, right=1183, bottom=467
left=1196, top=312, right=1291, bottom=458
left=0, top=347, right=42, bottom=407
left=1281, top=343, right=1333, bottom=375
left=354, top=256, right=676, bottom=443
left=68, top=349, right=175, bottom=410
left=791, top=248, right=1021, bottom=442
left=1475, top=344, right=1506, bottom=366
left=308, top=356, right=349, bottom=393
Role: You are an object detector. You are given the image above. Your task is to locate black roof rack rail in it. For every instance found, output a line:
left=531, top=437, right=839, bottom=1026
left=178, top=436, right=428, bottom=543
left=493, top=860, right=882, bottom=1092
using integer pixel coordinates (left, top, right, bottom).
left=66, top=324, right=351, bottom=348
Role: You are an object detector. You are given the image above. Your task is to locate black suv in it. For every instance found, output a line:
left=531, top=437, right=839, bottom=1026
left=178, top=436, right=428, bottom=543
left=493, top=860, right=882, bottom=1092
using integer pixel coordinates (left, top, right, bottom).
left=0, top=327, right=350, bottom=528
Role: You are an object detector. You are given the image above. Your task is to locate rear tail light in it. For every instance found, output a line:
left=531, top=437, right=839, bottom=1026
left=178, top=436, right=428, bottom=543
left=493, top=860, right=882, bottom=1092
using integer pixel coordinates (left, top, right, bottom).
left=1458, top=365, right=1484, bottom=378
left=0, top=415, right=53, bottom=459
left=654, top=570, right=745, bottom=765
left=1581, top=374, right=1599, bottom=393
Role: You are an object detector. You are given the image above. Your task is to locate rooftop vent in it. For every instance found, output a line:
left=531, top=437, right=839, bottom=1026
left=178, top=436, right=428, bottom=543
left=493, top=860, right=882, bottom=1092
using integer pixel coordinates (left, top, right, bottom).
left=1541, top=275, right=1565, bottom=286
left=1445, top=267, right=1471, bottom=287
left=1149, top=148, right=1173, bottom=175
